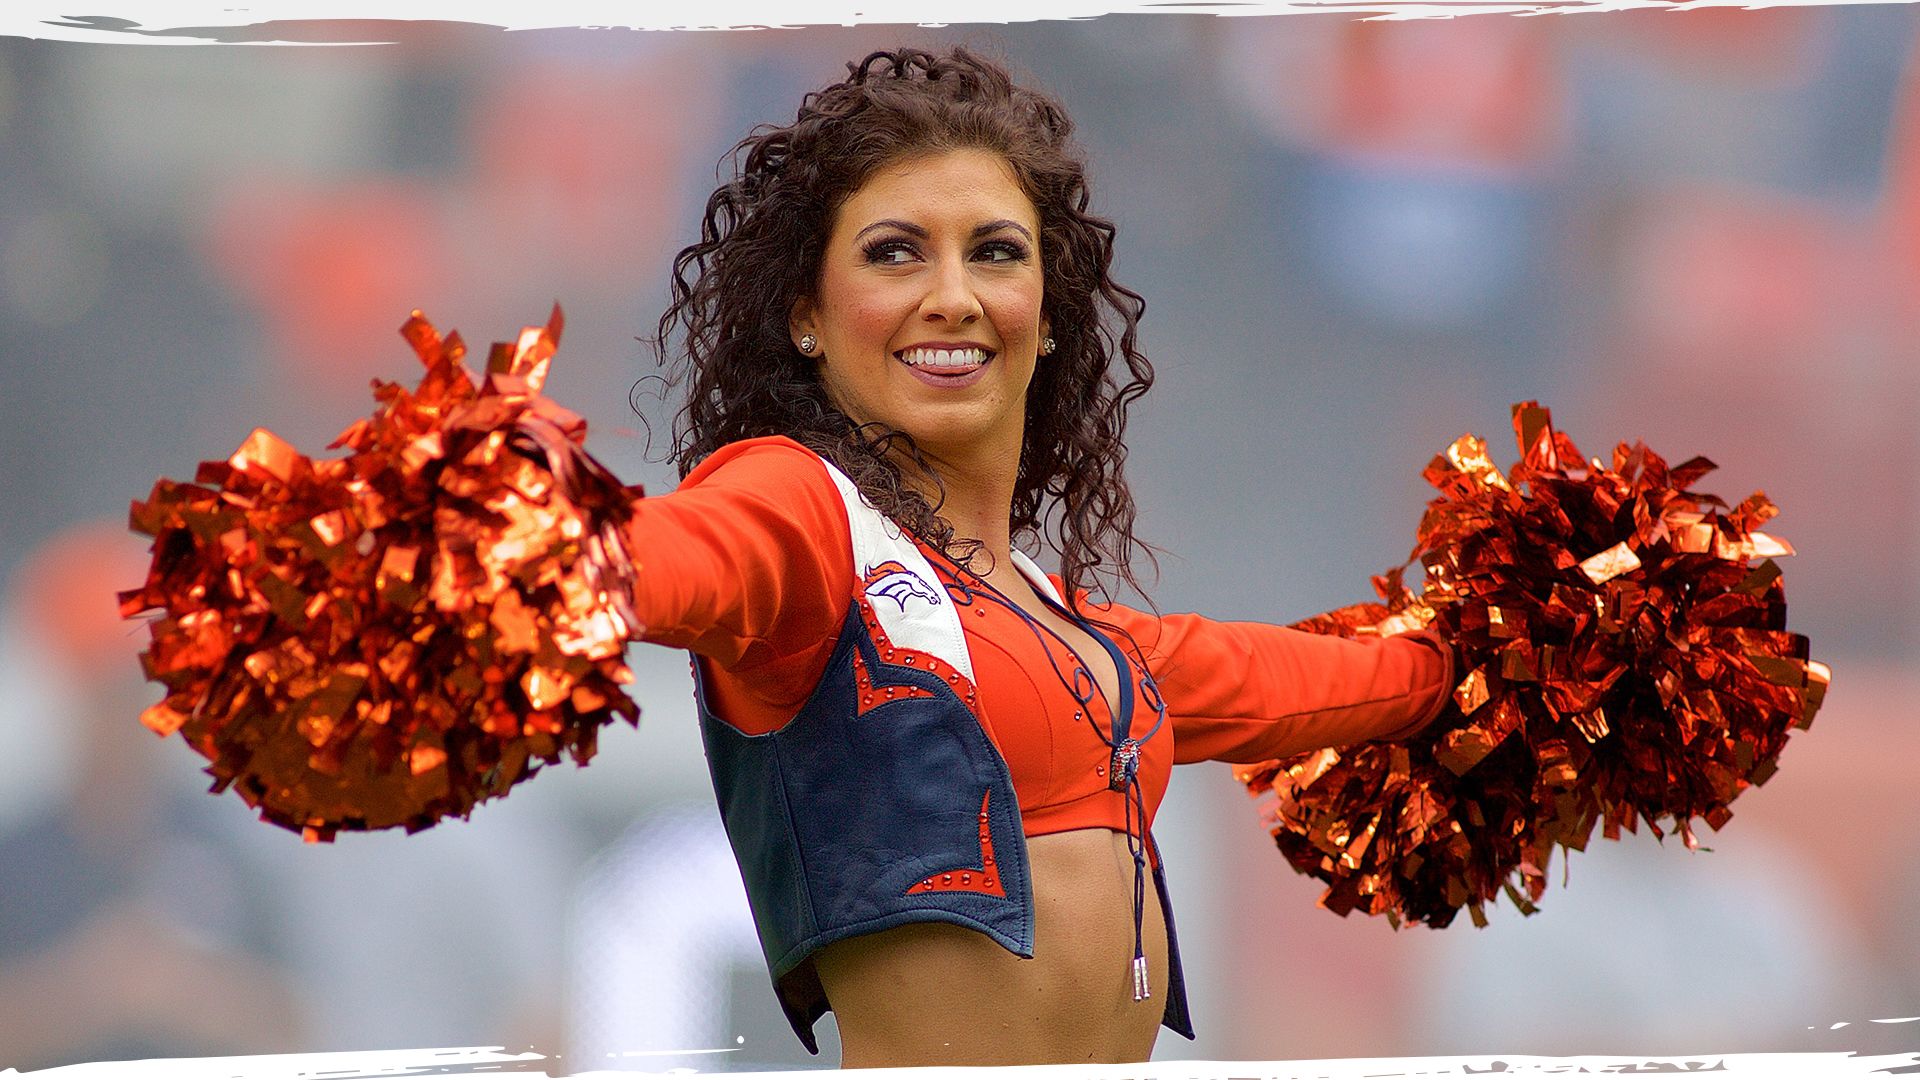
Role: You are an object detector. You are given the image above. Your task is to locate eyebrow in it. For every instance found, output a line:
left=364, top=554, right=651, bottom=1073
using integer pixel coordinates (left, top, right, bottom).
left=852, top=218, right=1035, bottom=243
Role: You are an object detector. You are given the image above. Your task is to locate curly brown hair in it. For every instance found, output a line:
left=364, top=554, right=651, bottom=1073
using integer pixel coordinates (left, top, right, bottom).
left=653, top=45, right=1155, bottom=608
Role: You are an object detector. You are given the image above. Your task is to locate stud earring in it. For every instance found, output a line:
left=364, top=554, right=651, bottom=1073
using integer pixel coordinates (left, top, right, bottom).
left=1040, top=336, right=1056, bottom=356
left=798, top=333, right=818, bottom=356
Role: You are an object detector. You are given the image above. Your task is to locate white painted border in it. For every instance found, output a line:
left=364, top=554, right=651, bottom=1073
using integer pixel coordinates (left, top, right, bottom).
left=8, top=1046, right=1920, bottom=1078
left=4, top=0, right=1918, bottom=45
left=2, top=3, right=1912, bottom=1078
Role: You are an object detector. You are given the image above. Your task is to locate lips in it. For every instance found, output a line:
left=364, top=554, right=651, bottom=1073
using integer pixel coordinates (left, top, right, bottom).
left=895, top=345, right=994, bottom=388
left=896, top=345, right=993, bottom=374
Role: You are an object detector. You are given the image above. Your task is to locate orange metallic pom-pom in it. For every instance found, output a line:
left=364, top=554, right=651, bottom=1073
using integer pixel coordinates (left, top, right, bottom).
left=120, top=307, right=643, bottom=841
left=1239, top=402, right=1830, bottom=927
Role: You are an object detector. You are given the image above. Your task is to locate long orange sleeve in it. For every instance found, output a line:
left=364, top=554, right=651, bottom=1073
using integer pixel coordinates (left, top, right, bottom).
left=1089, top=602, right=1455, bottom=765
left=619, top=435, right=1452, bottom=758
left=622, top=436, right=853, bottom=718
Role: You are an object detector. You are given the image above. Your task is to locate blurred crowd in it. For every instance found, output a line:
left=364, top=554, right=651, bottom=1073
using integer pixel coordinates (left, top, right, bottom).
left=0, top=11, right=1916, bottom=1071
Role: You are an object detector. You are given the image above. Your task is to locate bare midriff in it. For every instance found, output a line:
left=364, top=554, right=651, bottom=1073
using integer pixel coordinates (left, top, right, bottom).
left=813, top=826, right=1171, bottom=1067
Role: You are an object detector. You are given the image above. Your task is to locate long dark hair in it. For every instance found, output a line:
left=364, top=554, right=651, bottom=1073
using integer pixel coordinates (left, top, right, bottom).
left=653, top=46, right=1155, bottom=607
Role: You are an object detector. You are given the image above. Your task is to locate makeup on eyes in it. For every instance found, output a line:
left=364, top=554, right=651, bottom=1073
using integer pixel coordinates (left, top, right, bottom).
left=858, top=235, right=1032, bottom=265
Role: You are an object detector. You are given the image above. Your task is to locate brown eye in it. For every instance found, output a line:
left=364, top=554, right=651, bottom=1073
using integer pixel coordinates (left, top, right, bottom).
left=862, top=239, right=918, bottom=265
left=976, top=240, right=1029, bottom=263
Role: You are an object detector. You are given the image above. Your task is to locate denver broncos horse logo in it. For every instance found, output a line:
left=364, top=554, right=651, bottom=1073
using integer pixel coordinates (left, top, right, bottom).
left=863, top=561, right=942, bottom=611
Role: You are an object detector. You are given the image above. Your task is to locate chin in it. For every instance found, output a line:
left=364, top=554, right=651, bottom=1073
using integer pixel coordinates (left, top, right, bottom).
left=890, top=410, right=1016, bottom=460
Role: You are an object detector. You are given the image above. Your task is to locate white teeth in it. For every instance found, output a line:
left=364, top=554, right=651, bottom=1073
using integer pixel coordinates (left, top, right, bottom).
left=900, top=347, right=988, bottom=368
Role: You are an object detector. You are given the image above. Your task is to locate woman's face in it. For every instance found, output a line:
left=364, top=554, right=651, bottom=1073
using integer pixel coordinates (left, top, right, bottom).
left=792, top=147, right=1050, bottom=467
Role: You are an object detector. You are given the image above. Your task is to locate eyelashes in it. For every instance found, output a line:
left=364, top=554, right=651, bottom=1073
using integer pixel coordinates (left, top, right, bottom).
left=976, top=240, right=1032, bottom=263
left=859, top=239, right=915, bottom=265
left=859, top=238, right=1032, bottom=266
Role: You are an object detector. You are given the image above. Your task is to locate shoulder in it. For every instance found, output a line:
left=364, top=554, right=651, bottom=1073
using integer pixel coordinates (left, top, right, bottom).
left=681, top=435, right=834, bottom=489
left=1053, top=574, right=1168, bottom=656
left=677, top=437, right=865, bottom=520
left=646, top=435, right=855, bottom=560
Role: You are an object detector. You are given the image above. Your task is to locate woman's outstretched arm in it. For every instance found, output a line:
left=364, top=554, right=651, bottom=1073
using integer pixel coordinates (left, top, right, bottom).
left=622, top=435, right=855, bottom=722
left=1090, top=602, right=1454, bottom=764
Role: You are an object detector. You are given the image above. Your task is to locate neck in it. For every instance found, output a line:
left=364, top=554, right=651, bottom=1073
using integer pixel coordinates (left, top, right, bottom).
left=902, top=436, right=1020, bottom=579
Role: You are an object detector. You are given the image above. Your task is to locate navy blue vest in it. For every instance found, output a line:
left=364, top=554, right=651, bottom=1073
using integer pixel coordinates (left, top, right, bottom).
left=693, top=458, right=1193, bottom=1054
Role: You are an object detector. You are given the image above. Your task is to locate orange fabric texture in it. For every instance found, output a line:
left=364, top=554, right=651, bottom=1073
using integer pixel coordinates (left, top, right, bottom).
left=624, top=436, right=1454, bottom=839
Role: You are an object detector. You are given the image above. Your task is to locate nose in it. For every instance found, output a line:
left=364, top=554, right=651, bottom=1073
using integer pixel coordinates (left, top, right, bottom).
left=919, top=252, right=982, bottom=325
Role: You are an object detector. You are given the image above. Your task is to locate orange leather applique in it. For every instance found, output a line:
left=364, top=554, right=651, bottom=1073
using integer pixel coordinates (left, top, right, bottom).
left=905, top=789, right=1007, bottom=897
left=852, top=594, right=977, bottom=720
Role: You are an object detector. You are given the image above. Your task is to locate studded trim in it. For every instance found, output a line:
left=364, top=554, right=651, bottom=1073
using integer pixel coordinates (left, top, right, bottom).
left=904, top=789, right=1007, bottom=897
left=853, top=593, right=980, bottom=719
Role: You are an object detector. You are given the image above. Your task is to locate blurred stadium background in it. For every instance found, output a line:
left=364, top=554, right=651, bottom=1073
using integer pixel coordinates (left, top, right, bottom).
left=0, top=10, right=1916, bottom=1071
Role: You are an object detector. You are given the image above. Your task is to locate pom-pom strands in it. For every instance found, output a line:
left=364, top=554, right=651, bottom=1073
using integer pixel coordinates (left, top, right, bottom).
left=1237, top=402, right=1830, bottom=928
left=121, top=308, right=644, bottom=842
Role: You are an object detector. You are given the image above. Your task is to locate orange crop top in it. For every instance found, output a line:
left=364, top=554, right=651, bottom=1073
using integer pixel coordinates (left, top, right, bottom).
left=625, top=436, right=1454, bottom=840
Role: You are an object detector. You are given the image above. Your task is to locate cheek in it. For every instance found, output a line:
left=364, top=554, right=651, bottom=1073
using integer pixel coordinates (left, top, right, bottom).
left=989, top=279, right=1046, bottom=331
left=851, top=303, right=901, bottom=345
left=821, top=285, right=905, bottom=347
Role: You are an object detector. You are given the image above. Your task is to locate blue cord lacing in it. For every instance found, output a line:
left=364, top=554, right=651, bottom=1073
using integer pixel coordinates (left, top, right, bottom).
left=923, top=548, right=1167, bottom=1002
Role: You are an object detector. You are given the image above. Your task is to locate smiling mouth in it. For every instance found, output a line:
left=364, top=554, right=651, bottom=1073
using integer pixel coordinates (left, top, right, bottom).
left=896, top=346, right=993, bottom=374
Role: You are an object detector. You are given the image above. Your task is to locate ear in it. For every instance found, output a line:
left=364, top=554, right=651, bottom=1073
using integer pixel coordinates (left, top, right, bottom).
left=789, top=296, right=819, bottom=355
